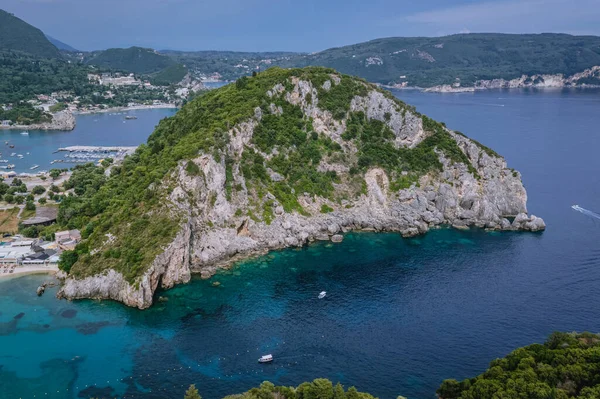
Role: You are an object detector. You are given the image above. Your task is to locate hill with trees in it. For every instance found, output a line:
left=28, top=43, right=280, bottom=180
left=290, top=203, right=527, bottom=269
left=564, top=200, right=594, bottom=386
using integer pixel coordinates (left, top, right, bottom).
left=273, top=33, right=600, bottom=87
left=55, top=66, right=544, bottom=308
left=0, top=9, right=60, bottom=58
left=85, top=46, right=176, bottom=74
left=438, top=332, right=600, bottom=399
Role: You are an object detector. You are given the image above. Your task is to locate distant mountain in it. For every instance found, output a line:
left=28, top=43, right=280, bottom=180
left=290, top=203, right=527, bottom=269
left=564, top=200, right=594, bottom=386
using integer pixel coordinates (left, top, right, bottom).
left=276, top=33, right=600, bottom=87
left=46, top=35, right=78, bottom=52
left=86, top=46, right=175, bottom=74
left=0, top=9, right=60, bottom=58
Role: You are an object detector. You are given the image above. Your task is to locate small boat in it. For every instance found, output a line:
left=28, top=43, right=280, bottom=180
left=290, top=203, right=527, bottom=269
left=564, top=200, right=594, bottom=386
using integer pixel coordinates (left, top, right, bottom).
left=7, top=164, right=14, bottom=169
left=30, top=165, right=39, bottom=170
left=20, top=131, right=29, bottom=136
left=17, top=154, right=23, bottom=158
left=318, top=291, right=327, bottom=299
left=9, top=145, right=14, bottom=148
left=0, top=160, right=7, bottom=163
left=125, top=115, right=138, bottom=120
left=10, top=153, right=16, bottom=156
left=258, top=354, right=273, bottom=363
left=4, top=141, right=8, bottom=145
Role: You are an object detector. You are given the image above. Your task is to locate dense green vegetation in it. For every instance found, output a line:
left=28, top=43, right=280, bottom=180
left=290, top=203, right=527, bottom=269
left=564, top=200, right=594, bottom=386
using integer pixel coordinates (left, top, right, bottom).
left=86, top=47, right=176, bottom=74
left=223, top=379, right=377, bottom=399
left=437, top=332, right=600, bottom=399
left=0, top=52, right=91, bottom=104
left=0, top=102, right=50, bottom=125
left=0, top=10, right=60, bottom=58
left=150, top=63, right=188, bottom=85
left=57, top=67, right=484, bottom=282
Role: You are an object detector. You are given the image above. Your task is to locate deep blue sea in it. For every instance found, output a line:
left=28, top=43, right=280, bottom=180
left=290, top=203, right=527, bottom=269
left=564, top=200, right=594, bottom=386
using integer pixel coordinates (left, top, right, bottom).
left=1, top=108, right=176, bottom=173
left=2, top=88, right=600, bottom=399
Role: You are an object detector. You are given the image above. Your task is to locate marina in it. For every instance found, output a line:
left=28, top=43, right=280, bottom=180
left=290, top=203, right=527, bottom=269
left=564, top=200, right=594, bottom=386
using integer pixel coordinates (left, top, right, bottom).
left=0, top=108, right=176, bottom=173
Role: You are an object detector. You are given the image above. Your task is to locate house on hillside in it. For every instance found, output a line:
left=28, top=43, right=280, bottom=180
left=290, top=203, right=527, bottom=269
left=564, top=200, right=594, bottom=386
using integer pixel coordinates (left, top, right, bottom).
left=55, top=229, right=81, bottom=251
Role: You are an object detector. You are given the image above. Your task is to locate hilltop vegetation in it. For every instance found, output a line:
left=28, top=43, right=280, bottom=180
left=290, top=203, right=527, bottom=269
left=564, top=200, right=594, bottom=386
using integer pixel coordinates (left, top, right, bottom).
left=438, top=332, right=600, bottom=399
left=56, top=66, right=486, bottom=282
left=0, top=9, right=60, bottom=58
left=85, top=46, right=176, bottom=74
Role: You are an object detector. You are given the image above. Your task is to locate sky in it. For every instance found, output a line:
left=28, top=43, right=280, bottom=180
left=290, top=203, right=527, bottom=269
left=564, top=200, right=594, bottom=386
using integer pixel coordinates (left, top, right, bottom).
left=2, top=0, right=600, bottom=52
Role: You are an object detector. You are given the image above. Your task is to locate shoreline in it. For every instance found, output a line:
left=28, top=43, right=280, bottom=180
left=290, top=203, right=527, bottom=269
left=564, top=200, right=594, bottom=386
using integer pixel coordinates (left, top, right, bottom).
left=73, top=104, right=178, bottom=115
left=0, top=265, right=59, bottom=280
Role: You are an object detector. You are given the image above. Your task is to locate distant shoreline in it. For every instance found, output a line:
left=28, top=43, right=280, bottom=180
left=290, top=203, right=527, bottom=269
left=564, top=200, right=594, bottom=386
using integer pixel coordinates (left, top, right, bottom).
left=73, top=104, right=178, bottom=115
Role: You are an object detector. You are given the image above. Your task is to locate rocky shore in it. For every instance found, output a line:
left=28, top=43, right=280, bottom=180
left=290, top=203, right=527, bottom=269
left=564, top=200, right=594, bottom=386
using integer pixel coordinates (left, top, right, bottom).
left=0, top=110, right=76, bottom=131
left=424, top=66, right=600, bottom=93
left=57, top=72, right=546, bottom=309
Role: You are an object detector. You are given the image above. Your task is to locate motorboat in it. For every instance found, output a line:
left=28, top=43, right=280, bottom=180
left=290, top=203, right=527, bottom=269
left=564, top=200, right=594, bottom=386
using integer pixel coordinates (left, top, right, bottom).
left=258, top=354, right=273, bottom=363
left=30, top=165, right=39, bottom=170
left=125, top=115, right=138, bottom=120
left=318, top=291, right=327, bottom=299
left=20, top=131, right=29, bottom=136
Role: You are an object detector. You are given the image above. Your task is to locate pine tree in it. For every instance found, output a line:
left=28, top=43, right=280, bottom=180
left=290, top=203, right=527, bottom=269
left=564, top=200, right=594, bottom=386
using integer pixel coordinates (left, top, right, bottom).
left=184, top=384, right=202, bottom=399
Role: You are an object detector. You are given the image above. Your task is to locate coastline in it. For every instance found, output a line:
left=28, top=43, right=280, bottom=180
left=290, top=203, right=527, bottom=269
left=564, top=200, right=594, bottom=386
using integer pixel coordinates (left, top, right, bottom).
left=73, top=104, right=178, bottom=115
left=0, top=265, right=59, bottom=280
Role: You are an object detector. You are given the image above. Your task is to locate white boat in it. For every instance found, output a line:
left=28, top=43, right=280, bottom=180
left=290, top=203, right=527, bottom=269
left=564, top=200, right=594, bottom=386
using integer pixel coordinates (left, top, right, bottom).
left=20, top=131, right=29, bottom=136
left=258, top=354, right=273, bottom=363
left=318, top=291, right=327, bottom=299
left=17, top=154, right=23, bottom=158
left=30, top=165, right=39, bottom=170
left=0, top=160, right=8, bottom=163
left=10, top=153, right=15, bottom=156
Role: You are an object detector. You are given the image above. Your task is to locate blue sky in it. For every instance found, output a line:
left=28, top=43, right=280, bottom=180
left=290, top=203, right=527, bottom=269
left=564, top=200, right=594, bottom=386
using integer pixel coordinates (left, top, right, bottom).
left=2, top=0, right=600, bottom=52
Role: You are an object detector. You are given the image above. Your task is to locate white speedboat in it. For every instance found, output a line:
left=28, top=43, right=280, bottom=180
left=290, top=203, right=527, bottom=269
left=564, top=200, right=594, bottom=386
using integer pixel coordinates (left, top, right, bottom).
left=20, top=131, right=29, bottom=136
left=258, top=354, right=273, bottom=363
left=318, top=291, right=327, bottom=299
left=30, top=165, right=39, bottom=170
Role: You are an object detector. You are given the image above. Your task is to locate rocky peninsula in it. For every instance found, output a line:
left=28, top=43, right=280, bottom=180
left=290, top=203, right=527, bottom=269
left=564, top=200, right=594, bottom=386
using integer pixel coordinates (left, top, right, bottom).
left=0, top=110, right=76, bottom=131
left=56, top=67, right=545, bottom=309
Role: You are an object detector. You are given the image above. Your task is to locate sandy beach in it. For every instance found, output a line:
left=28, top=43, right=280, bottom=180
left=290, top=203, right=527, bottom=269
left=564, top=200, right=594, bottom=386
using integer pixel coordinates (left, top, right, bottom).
left=0, top=264, right=59, bottom=279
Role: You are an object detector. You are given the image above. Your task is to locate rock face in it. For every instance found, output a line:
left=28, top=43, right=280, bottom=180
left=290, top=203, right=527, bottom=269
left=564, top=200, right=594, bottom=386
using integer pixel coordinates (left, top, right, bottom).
left=425, top=66, right=600, bottom=92
left=58, top=70, right=545, bottom=309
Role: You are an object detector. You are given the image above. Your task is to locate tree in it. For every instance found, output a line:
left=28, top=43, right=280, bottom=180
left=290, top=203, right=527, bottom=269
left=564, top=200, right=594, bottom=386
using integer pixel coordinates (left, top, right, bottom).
left=58, top=250, right=78, bottom=273
left=38, top=197, right=47, bottom=204
left=184, top=384, right=202, bottom=399
left=32, top=185, right=46, bottom=195
left=49, top=169, right=61, bottom=180
left=25, top=201, right=36, bottom=211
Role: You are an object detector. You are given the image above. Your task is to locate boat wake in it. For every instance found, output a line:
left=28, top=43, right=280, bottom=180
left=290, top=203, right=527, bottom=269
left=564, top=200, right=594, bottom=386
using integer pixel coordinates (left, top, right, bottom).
left=572, top=205, right=600, bottom=220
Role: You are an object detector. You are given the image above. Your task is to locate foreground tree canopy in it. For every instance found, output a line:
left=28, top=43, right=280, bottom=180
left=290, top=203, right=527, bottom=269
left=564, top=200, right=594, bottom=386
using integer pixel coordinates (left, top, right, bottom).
left=438, top=332, right=600, bottom=399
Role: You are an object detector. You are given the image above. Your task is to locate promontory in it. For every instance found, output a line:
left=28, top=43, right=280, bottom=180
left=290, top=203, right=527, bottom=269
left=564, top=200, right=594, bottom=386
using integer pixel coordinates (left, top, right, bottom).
left=56, top=67, right=545, bottom=308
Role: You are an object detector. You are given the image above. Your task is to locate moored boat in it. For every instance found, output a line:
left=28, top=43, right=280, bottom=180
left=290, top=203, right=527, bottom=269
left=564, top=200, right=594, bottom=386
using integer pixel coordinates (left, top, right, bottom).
left=318, top=291, right=327, bottom=299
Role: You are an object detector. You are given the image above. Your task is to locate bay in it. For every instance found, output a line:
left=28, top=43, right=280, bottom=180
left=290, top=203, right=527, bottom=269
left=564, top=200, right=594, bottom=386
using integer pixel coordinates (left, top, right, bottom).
left=1, top=88, right=600, bottom=399
left=1, top=108, right=176, bottom=173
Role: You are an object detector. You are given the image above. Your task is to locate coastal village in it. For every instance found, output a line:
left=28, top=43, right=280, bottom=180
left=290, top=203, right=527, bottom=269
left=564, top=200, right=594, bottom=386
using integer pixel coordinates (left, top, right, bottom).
left=0, top=71, right=207, bottom=130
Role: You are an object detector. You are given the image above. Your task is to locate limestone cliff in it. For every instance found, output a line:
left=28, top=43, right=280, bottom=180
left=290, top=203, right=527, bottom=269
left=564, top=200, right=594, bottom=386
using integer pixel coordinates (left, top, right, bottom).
left=57, top=67, right=545, bottom=309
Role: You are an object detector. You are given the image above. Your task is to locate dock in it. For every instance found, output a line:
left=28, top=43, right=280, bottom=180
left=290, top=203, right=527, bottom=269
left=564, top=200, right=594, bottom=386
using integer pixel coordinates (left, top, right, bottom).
left=55, top=146, right=138, bottom=154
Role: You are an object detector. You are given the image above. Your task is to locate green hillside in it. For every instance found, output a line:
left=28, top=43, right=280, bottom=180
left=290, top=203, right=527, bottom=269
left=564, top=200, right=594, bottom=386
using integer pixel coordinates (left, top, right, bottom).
left=276, top=33, right=600, bottom=86
left=56, top=66, right=480, bottom=281
left=0, top=9, right=60, bottom=58
left=86, top=46, right=175, bottom=74
left=150, top=63, right=188, bottom=85
left=438, top=332, right=600, bottom=399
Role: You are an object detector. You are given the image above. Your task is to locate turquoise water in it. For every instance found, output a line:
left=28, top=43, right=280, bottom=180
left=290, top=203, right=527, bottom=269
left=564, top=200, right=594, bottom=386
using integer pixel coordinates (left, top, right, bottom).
left=2, top=89, right=600, bottom=399
left=2, top=108, right=176, bottom=173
